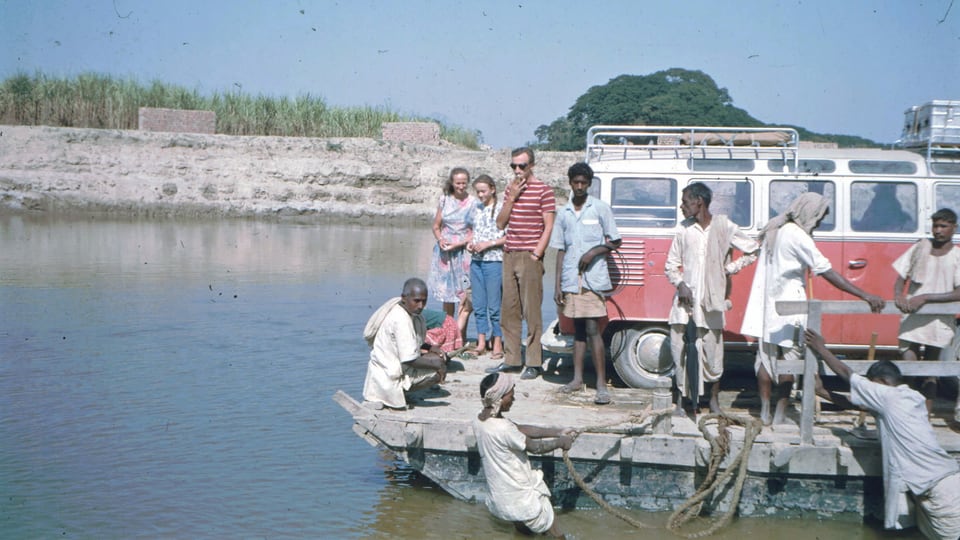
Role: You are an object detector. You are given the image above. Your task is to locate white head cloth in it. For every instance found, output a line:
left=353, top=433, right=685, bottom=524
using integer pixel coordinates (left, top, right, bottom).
left=759, top=192, right=829, bottom=261
left=480, top=373, right=515, bottom=419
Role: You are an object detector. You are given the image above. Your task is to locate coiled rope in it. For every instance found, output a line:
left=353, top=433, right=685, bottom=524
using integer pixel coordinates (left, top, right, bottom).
left=666, top=412, right=762, bottom=538
left=560, top=405, right=674, bottom=529
left=562, top=409, right=762, bottom=537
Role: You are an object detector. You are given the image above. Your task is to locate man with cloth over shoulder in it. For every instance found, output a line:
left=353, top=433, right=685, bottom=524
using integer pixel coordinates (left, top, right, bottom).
left=666, top=182, right=758, bottom=416
left=362, top=277, right=447, bottom=410
left=806, top=329, right=960, bottom=540
left=550, top=162, right=621, bottom=405
left=892, top=208, right=960, bottom=415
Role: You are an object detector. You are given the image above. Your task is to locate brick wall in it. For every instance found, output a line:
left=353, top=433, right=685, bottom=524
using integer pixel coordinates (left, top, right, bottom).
left=138, top=107, right=216, bottom=134
left=381, top=122, right=440, bottom=145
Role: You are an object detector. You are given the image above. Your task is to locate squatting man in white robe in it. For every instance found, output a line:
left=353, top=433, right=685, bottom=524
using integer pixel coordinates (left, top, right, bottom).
left=472, top=373, right=577, bottom=537
left=806, top=329, right=960, bottom=540
left=362, top=277, right=448, bottom=410
left=741, top=193, right=884, bottom=425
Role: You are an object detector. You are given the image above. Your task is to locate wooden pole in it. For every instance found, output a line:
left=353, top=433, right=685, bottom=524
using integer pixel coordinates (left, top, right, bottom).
left=854, top=332, right=878, bottom=427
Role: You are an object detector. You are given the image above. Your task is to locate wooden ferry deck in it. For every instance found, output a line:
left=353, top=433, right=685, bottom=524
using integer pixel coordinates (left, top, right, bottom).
left=335, top=345, right=960, bottom=519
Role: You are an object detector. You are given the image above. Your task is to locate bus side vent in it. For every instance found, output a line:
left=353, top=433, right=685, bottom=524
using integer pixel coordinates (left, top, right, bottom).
left=608, top=238, right=646, bottom=289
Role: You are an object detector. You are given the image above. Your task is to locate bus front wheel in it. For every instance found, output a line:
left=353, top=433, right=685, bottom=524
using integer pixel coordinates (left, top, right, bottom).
left=610, top=326, right=674, bottom=389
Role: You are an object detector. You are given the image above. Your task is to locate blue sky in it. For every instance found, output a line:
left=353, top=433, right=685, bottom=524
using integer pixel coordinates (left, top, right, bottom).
left=3, top=0, right=959, bottom=148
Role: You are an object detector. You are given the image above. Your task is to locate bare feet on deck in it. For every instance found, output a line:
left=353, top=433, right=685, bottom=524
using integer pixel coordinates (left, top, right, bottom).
left=760, top=399, right=772, bottom=426
left=772, top=398, right=793, bottom=426
left=709, top=396, right=723, bottom=415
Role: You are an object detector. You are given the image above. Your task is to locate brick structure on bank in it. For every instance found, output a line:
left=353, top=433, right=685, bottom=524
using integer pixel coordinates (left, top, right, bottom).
left=381, top=122, right=440, bottom=145
left=138, top=107, right=216, bottom=134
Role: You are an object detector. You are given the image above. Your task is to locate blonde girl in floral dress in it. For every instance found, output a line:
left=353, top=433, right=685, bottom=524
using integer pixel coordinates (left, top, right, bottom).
left=428, top=168, right=477, bottom=342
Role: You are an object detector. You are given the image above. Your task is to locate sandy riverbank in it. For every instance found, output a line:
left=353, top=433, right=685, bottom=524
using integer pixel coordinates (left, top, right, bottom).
left=0, top=125, right=581, bottom=222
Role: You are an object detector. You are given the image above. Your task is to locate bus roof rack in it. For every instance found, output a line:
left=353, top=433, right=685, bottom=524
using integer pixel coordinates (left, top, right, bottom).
left=585, top=125, right=800, bottom=169
left=896, top=100, right=960, bottom=168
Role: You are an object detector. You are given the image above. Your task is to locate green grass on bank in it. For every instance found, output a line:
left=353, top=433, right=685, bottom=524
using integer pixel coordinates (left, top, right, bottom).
left=0, top=72, right=481, bottom=149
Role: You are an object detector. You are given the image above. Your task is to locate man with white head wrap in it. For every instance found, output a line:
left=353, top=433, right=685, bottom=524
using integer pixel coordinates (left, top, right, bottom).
left=742, top=192, right=885, bottom=425
left=472, top=373, right=577, bottom=537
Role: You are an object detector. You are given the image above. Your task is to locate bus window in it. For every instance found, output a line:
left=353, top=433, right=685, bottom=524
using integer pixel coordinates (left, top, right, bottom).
left=848, top=160, right=918, bottom=175
left=931, top=162, right=960, bottom=176
left=688, top=159, right=754, bottom=172
left=850, top=182, right=917, bottom=233
left=935, top=184, right=960, bottom=216
left=610, top=177, right=677, bottom=228
left=695, top=179, right=753, bottom=227
left=767, top=159, right=836, bottom=174
left=769, top=180, right=836, bottom=231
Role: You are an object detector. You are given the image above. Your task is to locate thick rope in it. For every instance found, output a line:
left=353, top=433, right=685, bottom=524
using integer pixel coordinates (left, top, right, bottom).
left=666, top=412, right=762, bottom=538
left=560, top=405, right=675, bottom=529
left=561, top=408, right=761, bottom=537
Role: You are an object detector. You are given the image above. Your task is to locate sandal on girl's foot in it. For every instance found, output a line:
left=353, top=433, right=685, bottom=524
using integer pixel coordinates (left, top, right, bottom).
left=558, top=381, right=583, bottom=394
left=594, top=388, right=612, bottom=405
left=490, top=352, right=504, bottom=360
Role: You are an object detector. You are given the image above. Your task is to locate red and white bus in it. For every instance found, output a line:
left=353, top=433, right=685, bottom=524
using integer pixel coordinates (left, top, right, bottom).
left=546, top=105, right=960, bottom=388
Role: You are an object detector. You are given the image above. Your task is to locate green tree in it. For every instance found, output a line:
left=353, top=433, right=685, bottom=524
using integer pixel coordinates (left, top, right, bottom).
left=534, top=68, right=875, bottom=150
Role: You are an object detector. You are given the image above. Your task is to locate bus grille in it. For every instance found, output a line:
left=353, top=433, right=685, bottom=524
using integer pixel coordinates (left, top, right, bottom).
left=608, top=237, right=645, bottom=288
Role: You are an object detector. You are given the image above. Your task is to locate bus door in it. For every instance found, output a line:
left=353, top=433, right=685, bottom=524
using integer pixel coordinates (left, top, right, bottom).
left=843, top=180, right=921, bottom=348
left=768, top=179, right=846, bottom=345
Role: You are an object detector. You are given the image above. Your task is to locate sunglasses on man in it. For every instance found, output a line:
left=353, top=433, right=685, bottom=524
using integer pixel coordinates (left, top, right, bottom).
left=509, top=162, right=529, bottom=170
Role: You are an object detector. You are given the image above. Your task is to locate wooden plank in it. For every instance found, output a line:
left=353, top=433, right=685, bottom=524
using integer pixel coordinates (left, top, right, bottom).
left=776, top=300, right=960, bottom=316
left=800, top=303, right=820, bottom=445
left=780, top=359, right=960, bottom=377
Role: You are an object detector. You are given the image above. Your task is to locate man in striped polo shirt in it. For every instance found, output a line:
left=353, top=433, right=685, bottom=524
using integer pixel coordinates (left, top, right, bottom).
left=486, top=147, right=556, bottom=380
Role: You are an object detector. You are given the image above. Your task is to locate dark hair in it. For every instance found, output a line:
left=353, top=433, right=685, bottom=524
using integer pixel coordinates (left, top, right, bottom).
left=931, top=208, right=958, bottom=224
left=866, top=360, right=902, bottom=385
left=444, top=168, right=470, bottom=196
left=567, top=162, right=594, bottom=182
left=473, top=174, right=498, bottom=218
left=511, top=147, right=535, bottom=165
left=683, top=182, right=713, bottom=207
left=402, top=277, right=427, bottom=297
left=480, top=372, right=499, bottom=398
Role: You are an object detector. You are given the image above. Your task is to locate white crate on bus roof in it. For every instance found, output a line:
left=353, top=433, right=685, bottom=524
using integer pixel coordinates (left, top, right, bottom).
left=901, top=100, right=960, bottom=148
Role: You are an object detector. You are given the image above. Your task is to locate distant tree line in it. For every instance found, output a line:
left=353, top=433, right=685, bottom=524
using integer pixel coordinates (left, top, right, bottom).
left=0, top=71, right=482, bottom=149
left=533, top=68, right=877, bottom=150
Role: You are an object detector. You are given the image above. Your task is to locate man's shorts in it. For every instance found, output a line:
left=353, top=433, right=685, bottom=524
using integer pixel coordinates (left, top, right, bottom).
left=561, top=290, right=606, bottom=319
left=521, top=493, right=555, bottom=534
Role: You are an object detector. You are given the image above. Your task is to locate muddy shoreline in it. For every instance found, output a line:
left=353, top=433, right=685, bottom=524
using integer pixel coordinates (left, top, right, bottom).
left=0, top=125, right=580, bottom=221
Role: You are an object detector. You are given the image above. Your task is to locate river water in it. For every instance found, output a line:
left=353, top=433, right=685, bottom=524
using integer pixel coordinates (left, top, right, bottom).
left=0, top=215, right=892, bottom=538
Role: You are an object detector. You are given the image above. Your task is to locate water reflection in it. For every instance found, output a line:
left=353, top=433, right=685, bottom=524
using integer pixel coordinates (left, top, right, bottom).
left=0, top=215, right=887, bottom=539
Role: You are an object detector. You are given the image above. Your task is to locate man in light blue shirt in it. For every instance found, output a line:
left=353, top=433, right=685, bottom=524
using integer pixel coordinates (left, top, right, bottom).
left=550, top=162, right=621, bottom=405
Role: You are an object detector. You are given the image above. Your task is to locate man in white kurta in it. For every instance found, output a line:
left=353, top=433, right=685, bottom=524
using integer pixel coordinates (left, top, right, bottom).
left=472, top=373, right=575, bottom=537
left=807, top=330, right=960, bottom=540
left=741, top=220, right=832, bottom=374
left=362, top=278, right=446, bottom=409
left=742, top=193, right=884, bottom=425
left=893, top=239, right=960, bottom=351
left=666, top=182, right=757, bottom=414
left=851, top=372, right=960, bottom=538
left=892, top=209, right=960, bottom=415
left=473, top=416, right=554, bottom=527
